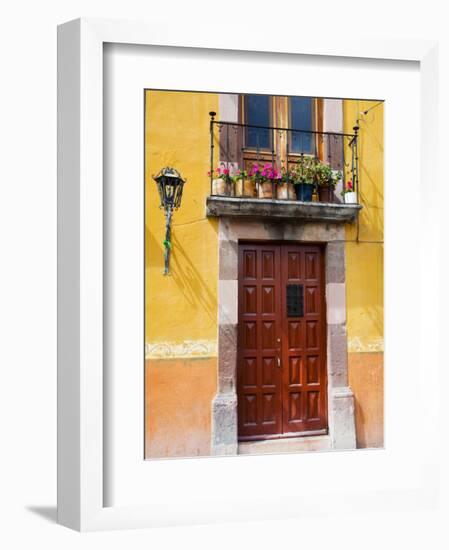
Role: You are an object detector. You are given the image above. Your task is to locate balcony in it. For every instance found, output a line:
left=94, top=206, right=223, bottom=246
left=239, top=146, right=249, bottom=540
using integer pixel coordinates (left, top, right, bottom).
left=206, top=114, right=362, bottom=224
left=206, top=196, right=361, bottom=223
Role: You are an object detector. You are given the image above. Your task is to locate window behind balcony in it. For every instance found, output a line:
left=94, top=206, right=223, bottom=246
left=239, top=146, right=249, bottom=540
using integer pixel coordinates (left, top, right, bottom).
left=244, top=94, right=272, bottom=150
left=290, top=97, right=314, bottom=154
left=240, top=95, right=321, bottom=173
left=242, top=95, right=316, bottom=153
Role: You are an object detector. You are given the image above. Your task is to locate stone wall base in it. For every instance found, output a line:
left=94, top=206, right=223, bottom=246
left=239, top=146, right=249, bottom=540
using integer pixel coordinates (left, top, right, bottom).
left=211, top=392, right=238, bottom=455
left=330, top=386, right=357, bottom=450
left=210, top=386, right=357, bottom=456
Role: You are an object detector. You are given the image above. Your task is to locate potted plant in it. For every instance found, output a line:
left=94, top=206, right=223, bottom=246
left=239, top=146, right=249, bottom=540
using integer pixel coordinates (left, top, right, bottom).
left=249, top=162, right=279, bottom=199
left=315, top=162, right=342, bottom=203
left=342, top=180, right=357, bottom=203
left=232, top=169, right=254, bottom=197
left=276, top=167, right=296, bottom=199
left=209, top=165, right=231, bottom=196
left=293, top=155, right=315, bottom=201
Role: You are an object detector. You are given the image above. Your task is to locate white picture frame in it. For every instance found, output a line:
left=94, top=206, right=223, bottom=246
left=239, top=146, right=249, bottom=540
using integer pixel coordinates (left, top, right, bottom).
left=57, top=17, right=440, bottom=531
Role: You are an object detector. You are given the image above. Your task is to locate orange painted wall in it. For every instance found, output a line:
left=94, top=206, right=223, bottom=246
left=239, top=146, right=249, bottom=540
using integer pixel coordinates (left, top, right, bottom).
left=348, top=352, right=384, bottom=448
left=145, top=357, right=217, bottom=459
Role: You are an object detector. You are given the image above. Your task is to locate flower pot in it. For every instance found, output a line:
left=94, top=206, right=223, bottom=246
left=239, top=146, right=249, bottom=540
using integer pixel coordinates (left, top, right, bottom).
left=287, top=183, right=296, bottom=200
left=234, top=178, right=256, bottom=197
left=257, top=181, right=274, bottom=199
left=344, top=191, right=357, bottom=204
left=318, top=185, right=335, bottom=203
left=294, top=183, right=314, bottom=201
left=212, top=178, right=231, bottom=196
left=276, top=183, right=290, bottom=200
left=276, top=183, right=296, bottom=200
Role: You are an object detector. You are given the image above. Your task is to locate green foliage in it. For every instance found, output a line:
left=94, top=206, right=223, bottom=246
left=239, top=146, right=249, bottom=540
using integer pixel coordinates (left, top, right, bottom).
left=230, top=169, right=248, bottom=183
left=315, top=162, right=342, bottom=187
left=294, top=155, right=316, bottom=184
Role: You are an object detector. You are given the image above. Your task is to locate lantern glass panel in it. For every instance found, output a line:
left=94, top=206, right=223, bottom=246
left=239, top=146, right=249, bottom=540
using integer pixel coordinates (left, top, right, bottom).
left=165, top=183, right=175, bottom=199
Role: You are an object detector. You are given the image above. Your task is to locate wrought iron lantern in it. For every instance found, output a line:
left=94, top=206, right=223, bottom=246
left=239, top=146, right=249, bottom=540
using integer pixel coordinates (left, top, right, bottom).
left=152, top=167, right=186, bottom=275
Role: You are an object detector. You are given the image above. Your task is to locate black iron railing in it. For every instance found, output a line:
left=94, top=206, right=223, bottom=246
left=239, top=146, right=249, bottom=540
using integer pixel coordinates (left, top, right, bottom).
left=208, top=111, right=359, bottom=203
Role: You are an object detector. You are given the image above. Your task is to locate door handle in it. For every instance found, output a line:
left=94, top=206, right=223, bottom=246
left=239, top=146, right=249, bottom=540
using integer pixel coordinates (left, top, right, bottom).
left=277, top=356, right=281, bottom=368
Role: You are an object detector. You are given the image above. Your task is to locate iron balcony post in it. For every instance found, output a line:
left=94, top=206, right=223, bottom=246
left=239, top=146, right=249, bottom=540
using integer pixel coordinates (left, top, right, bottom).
left=351, top=135, right=355, bottom=199
left=271, top=127, right=275, bottom=198
left=209, top=111, right=216, bottom=196
left=256, top=133, right=260, bottom=197
left=353, top=125, right=359, bottom=203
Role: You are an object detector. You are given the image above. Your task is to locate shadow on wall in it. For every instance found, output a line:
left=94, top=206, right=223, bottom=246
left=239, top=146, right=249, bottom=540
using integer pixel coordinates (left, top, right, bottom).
left=345, top=210, right=383, bottom=345
left=145, top=223, right=162, bottom=270
left=353, top=395, right=366, bottom=446
left=359, top=165, right=384, bottom=209
left=349, top=352, right=384, bottom=449
left=169, top=221, right=218, bottom=325
left=349, top=302, right=383, bottom=346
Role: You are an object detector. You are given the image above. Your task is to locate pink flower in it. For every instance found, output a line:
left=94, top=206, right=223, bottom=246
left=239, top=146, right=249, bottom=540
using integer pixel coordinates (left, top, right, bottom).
left=223, top=168, right=230, bottom=175
left=249, top=163, right=260, bottom=176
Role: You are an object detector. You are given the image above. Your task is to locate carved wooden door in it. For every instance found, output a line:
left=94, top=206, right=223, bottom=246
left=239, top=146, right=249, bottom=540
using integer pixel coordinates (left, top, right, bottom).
left=237, top=243, right=327, bottom=440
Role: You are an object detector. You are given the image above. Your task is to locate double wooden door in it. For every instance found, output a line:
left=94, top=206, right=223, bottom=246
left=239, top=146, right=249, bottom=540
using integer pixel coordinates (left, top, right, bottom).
left=237, top=242, right=327, bottom=440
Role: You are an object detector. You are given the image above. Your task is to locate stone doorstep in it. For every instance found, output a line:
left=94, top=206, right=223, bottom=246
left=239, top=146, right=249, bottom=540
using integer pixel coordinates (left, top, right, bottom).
left=238, top=435, right=332, bottom=456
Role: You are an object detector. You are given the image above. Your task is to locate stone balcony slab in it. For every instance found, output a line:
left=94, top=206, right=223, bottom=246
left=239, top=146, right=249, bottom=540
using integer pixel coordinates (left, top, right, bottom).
left=206, top=196, right=362, bottom=223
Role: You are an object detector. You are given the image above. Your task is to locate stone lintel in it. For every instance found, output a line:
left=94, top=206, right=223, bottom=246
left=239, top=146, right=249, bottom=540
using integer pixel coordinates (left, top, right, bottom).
left=219, top=217, right=345, bottom=244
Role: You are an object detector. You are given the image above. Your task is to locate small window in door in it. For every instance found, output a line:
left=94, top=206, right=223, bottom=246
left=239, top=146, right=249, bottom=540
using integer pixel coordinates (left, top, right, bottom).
left=289, top=96, right=315, bottom=154
left=244, top=94, right=272, bottom=150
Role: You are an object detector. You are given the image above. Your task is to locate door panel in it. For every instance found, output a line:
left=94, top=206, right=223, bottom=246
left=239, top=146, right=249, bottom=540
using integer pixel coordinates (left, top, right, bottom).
left=238, top=244, right=283, bottom=438
left=280, top=244, right=327, bottom=434
left=238, top=243, right=327, bottom=440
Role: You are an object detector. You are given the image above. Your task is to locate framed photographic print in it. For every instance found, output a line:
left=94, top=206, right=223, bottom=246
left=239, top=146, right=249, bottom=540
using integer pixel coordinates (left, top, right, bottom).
left=144, top=89, right=382, bottom=460
left=58, top=18, right=440, bottom=531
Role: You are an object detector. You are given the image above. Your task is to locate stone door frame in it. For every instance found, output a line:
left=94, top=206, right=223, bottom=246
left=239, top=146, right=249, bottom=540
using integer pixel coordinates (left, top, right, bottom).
left=211, top=217, right=356, bottom=455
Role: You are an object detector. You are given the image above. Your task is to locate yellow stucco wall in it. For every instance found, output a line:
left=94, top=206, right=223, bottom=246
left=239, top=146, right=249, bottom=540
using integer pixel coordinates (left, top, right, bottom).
left=343, top=100, right=384, bottom=448
left=344, top=100, right=384, bottom=353
left=145, top=91, right=219, bottom=347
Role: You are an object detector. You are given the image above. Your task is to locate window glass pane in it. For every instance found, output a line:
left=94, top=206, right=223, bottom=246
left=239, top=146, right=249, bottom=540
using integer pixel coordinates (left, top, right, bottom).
left=245, top=95, right=271, bottom=149
left=290, top=97, right=314, bottom=154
